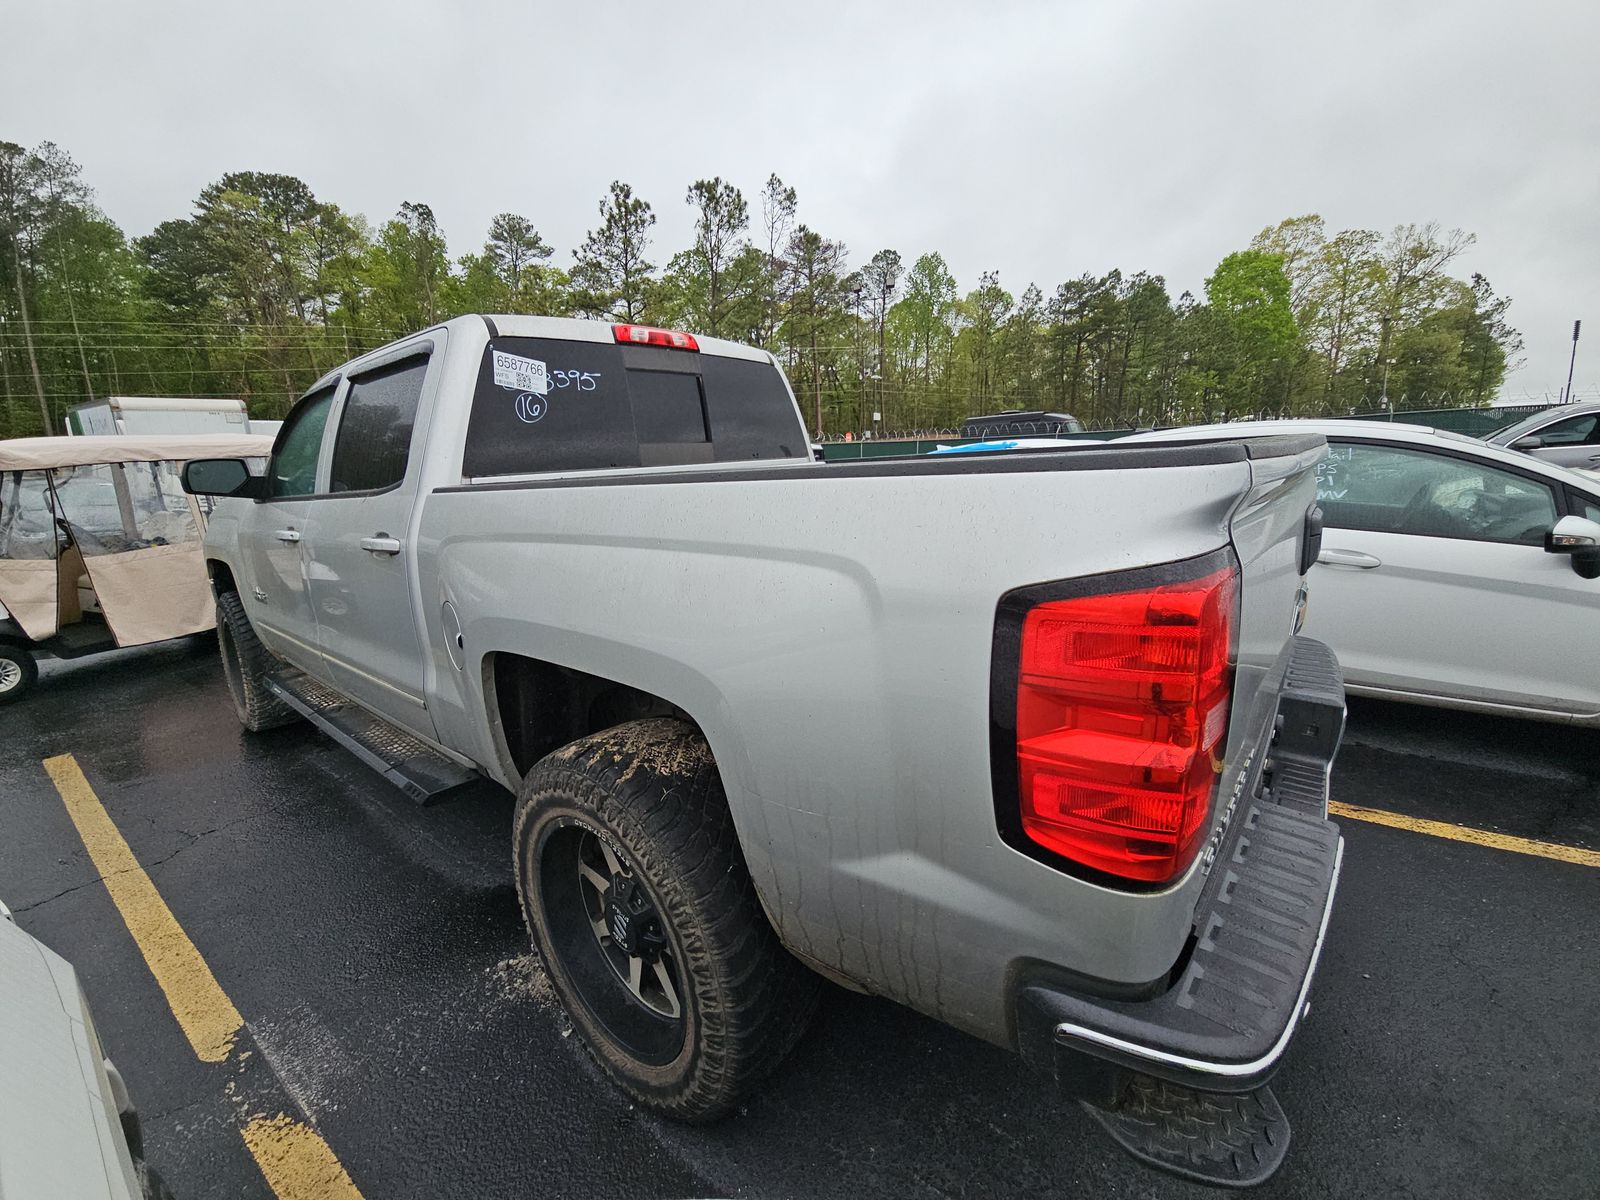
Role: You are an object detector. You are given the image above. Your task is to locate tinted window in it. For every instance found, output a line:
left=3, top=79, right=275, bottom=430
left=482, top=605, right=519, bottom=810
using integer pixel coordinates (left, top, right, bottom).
left=269, top=387, right=336, bottom=497
left=330, top=357, right=428, bottom=493
left=631, top=371, right=707, bottom=442
left=1319, top=442, right=1556, bottom=545
left=698, top=352, right=806, bottom=461
left=462, top=338, right=803, bottom=477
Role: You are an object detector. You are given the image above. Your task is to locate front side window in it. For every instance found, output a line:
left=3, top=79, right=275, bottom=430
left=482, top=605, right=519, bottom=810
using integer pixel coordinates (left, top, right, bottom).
left=269, top=386, right=337, bottom=498
left=329, top=356, right=429, bottom=493
left=1534, top=413, right=1600, bottom=446
left=1319, top=442, right=1557, bottom=545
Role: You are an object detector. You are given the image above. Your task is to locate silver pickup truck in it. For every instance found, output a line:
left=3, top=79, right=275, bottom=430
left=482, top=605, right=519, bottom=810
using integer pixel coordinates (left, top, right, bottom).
left=183, top=316, right=1347, bottom=1188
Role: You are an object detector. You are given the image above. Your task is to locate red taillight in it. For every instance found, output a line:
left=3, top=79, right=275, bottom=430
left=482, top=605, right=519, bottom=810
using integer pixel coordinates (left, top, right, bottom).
left=1015, top=565, right=1238, bottom=883
left=613, top=323, right=699, bottom=351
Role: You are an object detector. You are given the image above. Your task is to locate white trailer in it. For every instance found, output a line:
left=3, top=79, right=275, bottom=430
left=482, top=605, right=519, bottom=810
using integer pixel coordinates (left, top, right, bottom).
left=67, top=396, right=250, bottom=437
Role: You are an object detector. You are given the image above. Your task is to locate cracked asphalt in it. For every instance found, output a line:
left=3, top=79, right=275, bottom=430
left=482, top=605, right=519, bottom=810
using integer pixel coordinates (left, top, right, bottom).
left=3, top=636, right=1597, bottom=1199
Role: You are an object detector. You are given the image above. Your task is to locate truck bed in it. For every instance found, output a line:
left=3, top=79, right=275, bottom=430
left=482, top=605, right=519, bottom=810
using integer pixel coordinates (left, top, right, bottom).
left=415, top=433, right=1326, bottom=1042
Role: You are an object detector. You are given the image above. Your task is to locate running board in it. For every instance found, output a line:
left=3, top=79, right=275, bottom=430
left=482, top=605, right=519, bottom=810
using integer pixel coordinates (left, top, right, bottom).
left=267, top=670, right=478, bottom=805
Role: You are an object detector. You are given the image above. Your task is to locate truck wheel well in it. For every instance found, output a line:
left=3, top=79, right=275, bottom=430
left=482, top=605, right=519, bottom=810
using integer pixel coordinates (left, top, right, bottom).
left=489, top=653, right=698, bottom=779
left=207, top=560, right=238, bottom=596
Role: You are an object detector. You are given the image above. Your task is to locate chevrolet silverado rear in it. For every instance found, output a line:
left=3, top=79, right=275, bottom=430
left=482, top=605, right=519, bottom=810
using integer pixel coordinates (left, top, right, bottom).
left=188, top=316, right=1345, bottom=1187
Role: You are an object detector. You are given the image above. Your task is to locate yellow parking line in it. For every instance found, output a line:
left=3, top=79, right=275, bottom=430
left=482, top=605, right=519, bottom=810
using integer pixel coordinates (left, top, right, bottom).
left=43, top=753, right=243, bottom=1062
left=1329, top=800, right=1600, bottom=868
left=42, top=754, right=365, bottom=1200
left=242, top=1115, right=365, bottom=1200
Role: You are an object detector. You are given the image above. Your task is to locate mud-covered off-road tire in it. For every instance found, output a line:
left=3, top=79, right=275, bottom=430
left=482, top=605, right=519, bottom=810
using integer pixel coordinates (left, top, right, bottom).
left=514, top=717, right=820, bottom=1121
left=214, top=590, right=299, bottom=732
left=0, top=643, right=37, bottom=706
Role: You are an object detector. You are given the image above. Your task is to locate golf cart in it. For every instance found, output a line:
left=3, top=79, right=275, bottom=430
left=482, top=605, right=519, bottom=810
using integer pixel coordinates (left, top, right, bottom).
left=0, top=433, right=274, bottom=704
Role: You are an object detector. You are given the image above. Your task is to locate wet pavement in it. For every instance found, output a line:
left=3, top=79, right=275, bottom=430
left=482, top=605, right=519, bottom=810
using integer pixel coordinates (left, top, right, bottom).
left=3, top=637, right=1597, bottom=1199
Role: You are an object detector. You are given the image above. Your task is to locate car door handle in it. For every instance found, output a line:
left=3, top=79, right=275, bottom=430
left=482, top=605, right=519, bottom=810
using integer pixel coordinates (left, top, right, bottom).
left=273, top=529, right=301, bottom=543
left=1318, top=547, right=1381, bottom=569
left=359, top=536, right=403, bottom=556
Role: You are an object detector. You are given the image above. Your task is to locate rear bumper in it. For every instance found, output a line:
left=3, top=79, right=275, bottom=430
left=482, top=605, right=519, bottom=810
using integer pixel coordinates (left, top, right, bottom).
left=1015, top=636, right=1346, bottom=1098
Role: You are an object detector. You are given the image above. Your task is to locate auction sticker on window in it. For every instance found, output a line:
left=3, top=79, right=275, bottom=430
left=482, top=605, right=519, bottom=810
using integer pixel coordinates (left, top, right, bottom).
left=493, top=350, right=550, bottom=395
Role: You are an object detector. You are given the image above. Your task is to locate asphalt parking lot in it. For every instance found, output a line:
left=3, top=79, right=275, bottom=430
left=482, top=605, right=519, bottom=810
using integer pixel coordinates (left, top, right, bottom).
left=4, top=637, right=1597, bottom=1200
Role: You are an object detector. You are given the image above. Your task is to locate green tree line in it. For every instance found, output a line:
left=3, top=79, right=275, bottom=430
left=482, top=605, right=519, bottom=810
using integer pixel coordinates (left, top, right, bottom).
left=0, top=137, right=1522, bottom=438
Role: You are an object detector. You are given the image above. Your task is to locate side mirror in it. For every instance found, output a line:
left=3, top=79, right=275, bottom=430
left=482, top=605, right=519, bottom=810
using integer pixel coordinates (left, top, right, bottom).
left=182, top=459, right=264, bottom=499
left=1510, top=435, right=1545, bottom=451
left=1545, top=515, right=1600, bottom=579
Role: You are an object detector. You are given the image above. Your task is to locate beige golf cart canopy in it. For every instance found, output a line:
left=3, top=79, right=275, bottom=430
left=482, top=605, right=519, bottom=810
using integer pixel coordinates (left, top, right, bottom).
left=0, top=433, right=275, bottom=471
left=0, top=434, right=275, bottom=647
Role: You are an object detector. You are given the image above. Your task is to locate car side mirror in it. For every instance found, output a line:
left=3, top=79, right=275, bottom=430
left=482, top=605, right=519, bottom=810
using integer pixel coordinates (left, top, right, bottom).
left=182, top=459, right=265, bottom=499
left=1510, top=435, right=1545, bottom=451
left=1545, top=515, right=1600, bottom=579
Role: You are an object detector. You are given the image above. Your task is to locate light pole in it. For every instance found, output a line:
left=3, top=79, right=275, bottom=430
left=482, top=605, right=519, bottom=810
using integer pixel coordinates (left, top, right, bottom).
left=852, top=286, right=864, bottom=433
left=1562, top=319, right=1581, bottom=403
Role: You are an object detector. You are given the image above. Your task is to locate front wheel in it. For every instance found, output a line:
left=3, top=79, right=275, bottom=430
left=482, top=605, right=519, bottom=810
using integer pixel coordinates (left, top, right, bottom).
left=0, top=644, right=37, bottom=705
left=513, top=718, right=819, bottom=1121
left=215, top=591, right=299, bottom=732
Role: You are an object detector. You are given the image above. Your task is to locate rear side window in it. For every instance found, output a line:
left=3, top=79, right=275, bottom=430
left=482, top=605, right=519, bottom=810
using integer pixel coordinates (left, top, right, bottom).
left=329, top=357, right=428, bottom=493
left=462, top=337, right=802, bottom=477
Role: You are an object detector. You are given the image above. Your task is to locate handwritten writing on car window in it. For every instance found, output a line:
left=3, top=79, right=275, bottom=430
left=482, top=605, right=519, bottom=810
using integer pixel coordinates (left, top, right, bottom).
left=549, top=369, right=601, bottom=391
left=510, top=368, right=604, bottom=427
left=1315, top=443, right=1355, bottom=502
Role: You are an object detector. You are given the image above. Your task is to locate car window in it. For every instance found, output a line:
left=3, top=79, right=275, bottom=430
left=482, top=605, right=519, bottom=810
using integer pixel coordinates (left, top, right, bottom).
left=462, top=337, right=802, bottom=477
left=1533, top=413, right=1600, bottom=446
left=1319, top=442, right=1557, bottom=545
left=269, top=386, right=337, bottom=498
left=329, top=356, right=428, bottom=493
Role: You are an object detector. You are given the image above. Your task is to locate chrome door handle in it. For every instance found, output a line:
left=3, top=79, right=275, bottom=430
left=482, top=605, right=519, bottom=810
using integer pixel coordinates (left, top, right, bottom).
left=273, top=529, right=301, bottom=543
left=359, top=536, right=403, bottom=556
left=1317, top=547, right=1381, bottom=569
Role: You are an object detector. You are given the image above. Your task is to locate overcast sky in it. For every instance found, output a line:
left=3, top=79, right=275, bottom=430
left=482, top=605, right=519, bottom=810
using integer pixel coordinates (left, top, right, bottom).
left=6, top=0, right=1596, bottom=398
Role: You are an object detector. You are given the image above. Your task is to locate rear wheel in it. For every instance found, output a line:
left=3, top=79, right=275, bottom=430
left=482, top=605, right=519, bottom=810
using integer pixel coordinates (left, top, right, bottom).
left=0, top=644, right=37, bottom=705
left=513, top=717, right=819, bottom=1121
left=215, top=591, right=298, bottom=732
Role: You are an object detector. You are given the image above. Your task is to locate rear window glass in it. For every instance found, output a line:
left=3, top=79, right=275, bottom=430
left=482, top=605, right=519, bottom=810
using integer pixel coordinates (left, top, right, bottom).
left=462, top=337, right=803, bottom=477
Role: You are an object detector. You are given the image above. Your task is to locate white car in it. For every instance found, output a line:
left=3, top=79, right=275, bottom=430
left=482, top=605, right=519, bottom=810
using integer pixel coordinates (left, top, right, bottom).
left=0, top=898, right=171, bottom=1198
left=1126, top=421, right=1600, bottom=728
